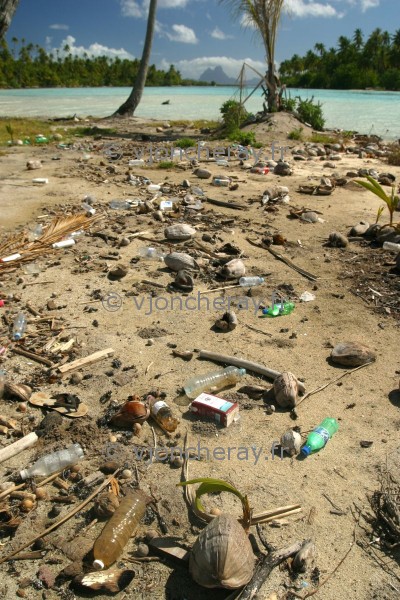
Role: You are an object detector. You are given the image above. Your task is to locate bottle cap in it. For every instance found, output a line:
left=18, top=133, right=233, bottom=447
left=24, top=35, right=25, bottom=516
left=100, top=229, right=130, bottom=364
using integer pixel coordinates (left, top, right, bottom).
left=13, top=333, right=22, bottom=341
left=93, top=559, right=104, bottom=570
left=301, top=445, right=311, bottom=457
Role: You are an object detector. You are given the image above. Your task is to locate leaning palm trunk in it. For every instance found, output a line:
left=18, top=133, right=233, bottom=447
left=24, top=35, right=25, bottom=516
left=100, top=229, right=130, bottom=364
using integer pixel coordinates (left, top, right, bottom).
left=113, top=0, right=158, bottom=117
left=0, top=0, right=20, bottom=39
left=220, top=0, right=284, bottom=112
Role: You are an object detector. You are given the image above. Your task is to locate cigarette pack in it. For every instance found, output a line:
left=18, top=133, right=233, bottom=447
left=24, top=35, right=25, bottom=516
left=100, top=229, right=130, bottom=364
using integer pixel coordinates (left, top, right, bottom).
left=190, top=393, right=239, bottom=427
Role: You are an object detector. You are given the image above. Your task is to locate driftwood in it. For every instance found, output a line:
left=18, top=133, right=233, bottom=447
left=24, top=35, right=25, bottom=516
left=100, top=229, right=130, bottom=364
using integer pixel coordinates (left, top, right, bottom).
left=56, top=347, right=114, bottom=376
left=246, top=238, right=318, bottom=282
left=198, top=350, right=282, bottom=381
left=237, top=541, right=304, bottom=600
left=205, top=197, right=245, bottom=210
left=0, top=431, right=38, bottom=465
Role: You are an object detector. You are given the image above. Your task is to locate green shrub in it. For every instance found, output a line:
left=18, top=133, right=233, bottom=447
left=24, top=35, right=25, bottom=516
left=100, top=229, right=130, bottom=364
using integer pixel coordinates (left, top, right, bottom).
left=220, top=100, right=248, bottom=133
left=158, top=161, right=174, bottom=169
left=288, top=127, right=303, bottom=141
left=175, top=137, right=195, bottom=148
left=387, top=144, right=400, bottom=166
left=296, top=96, right=325, bottom=131
left=280, top=96, right=297, bottom=112
left=227, top=129, right=257, bottom=146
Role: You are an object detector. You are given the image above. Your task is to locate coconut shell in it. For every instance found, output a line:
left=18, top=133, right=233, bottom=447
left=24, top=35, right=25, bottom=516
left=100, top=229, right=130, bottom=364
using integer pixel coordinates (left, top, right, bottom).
left=273, top=372, right=305, bottom=409
left=189, top=514, right=255, bottom=589
left=220, top=259, right=246, bottom=279
left=164, top=224, right=196, bottom=240
left=164, top=252, right=199, bottom=272
left=330, top=342, right=376, bottom=366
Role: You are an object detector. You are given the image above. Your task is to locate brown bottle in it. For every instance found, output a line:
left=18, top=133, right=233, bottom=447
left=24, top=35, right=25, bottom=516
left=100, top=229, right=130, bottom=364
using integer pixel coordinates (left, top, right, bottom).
left=93, top=489, right=147, bottom=569
left=148, top=395, right=179, bottom=432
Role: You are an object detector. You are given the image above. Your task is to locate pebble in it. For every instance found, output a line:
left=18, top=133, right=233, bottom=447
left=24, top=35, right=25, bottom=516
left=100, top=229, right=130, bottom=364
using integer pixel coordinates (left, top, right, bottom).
left=135, top=543, right=149, bottom=557
left=146, top=338, right=155, bottom=346
left=121, top=469, right=132, bottom=479
left=70, top=372, right=83, bottom=385
left=193, top=167, right=211, bottom=179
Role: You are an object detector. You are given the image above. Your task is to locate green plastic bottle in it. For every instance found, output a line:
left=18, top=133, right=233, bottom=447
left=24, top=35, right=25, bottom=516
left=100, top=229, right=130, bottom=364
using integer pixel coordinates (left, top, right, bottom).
left=301, top=418, right=339, bottom=457
left=261, top=301, right=295, bottom=317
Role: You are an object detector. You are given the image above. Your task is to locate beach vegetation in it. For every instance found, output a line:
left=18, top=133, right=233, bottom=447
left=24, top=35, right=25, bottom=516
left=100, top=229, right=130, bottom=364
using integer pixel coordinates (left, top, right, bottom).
left=175, top=137, right=197, bottom=148
left=280, top=27, right=400, bottom=91
left=158, top=161, right=174, bottom=169
left=296, top=96, right=325, bottom=130
left=220, top=99, right=249, bottom=133
left=227, top=129, right=258, bottom=146
left=355, top=175, right=399, bottom=227
left=387, top=145, right=400, bottom=166
left=0, top=117, right=55, bottom=145
left=288, top=127, right=303, bottom=140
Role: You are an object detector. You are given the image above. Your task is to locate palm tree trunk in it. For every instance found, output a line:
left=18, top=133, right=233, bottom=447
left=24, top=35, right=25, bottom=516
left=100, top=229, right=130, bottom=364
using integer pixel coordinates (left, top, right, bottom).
left=113, top=0, right=158, bottom=117
left=267, top=60, right=277, bottom=111
left=0, top=0, right=20, bottom=39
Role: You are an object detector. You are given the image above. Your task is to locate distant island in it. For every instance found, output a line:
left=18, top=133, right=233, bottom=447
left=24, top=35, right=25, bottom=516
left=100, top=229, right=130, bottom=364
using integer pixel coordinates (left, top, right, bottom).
left=198, top=66, right=259, bottom=86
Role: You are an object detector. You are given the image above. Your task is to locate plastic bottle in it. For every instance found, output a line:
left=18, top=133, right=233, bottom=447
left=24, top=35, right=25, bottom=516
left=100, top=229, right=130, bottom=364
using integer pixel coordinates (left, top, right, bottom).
left=12, top=313, right=27, bottom=341
left=382, top=241, right=400, bottom=252
left=109, top=200, right=131, bottom=209
left=213, top=178, right=230, bottom=186
left=93, top=489, right=148, bottom=570
left=239, top=276, right=264, bottom=287
left=192, top=186, right=205, bottom=196
left=262, top=302, right=295, bottom=317
left=20, top=443, right=84, bottom=480
left=138, top=247, right=165, bottom=261
left=148, top=396, right=179, bottom=432
left=301, top=418, right=339, bottom=457
left=129, top=159, right=145, bottom=167
left=81, top=202, right=96, bottom=215
left=147, top=184, right=161, bottom=192
left=216, top=159, right=229, bottom=167
left=183, top=366, right=246, bottom=400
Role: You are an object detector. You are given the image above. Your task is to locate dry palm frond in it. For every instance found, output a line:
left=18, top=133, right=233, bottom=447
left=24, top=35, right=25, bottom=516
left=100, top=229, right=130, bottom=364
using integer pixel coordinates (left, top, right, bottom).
left=0, top=213, right=104, bottom=273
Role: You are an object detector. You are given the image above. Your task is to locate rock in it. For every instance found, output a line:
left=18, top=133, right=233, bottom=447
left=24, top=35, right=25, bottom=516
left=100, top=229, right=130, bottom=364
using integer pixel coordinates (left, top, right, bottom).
left=328, top=232, right=348, bottom=247
left=364, top=223, right=381, bottom=239
left=377, top=227, right=400, bottom=244
left=108, top=263, right=129, bottom=280
left=193, top=167, right=212, bottom=179
left=274, top=161, right=292, bottom=176
left=214, top=311, right=238, bottom=332
left=301, top=211, right=318, bottom=223
left=323, top=162, right=336, bottom=168
left=26, top=160, right=42, bottom=170
left=350, top=221, right=370, bottom=236
left=37, top=565, right=56, bottom=589
left=330, top=342, right=376, bottom=366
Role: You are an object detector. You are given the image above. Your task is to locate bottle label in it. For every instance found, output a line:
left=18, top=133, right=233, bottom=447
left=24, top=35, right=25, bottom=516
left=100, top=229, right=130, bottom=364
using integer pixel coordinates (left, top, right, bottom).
left=314, top=426, right=330, bottom=444
left=151, top=400, right=168, bottom=416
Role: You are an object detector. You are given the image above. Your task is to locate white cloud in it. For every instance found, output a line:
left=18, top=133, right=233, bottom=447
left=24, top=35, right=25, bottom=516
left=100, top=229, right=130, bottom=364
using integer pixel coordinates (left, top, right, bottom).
left=54, top=36, right=134, bottom=60
left=160, top=56, right=266, bottom=80
left=167, top=24, right=198, bottom=44
left=211, top=27, right=233, bottom=40
left=49, top=24, right=69, bottom=31
left=358, top=0, right=380, bottom=11
left=284, top=0, right=339, bottom=18
left=120, top=0, right=191, bottom=18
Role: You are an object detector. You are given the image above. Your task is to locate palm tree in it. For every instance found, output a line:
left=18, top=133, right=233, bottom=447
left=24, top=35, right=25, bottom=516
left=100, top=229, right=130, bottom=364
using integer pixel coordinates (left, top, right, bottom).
left=0, top=0, right=20, bottom=39
left=219, top=0, right=284, bottom=112
left=113, top=0, right=158, bottom=116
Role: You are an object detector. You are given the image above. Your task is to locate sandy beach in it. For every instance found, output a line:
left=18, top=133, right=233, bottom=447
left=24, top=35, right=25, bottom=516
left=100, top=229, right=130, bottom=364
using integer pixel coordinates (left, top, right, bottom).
left=0, top=113, right=399, bottom=599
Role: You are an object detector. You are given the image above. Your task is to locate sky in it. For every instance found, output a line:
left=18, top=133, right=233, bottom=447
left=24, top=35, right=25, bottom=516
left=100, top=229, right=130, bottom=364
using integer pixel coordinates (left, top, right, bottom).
left=5, top=0, right=397, bottom=80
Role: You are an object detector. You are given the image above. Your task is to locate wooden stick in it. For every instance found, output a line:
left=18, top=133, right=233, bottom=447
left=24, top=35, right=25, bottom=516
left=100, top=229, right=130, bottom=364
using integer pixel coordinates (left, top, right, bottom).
left=11, top=346, right=54, bottom=367
left=238, top=541, right=304, bottom=600
left=57, top=347, right=114, bottom=375
left=206, top=197, right=245, bottom=210
left=297, top=362, right=372, bottom=407
left=198, top=349, right=282, bottom=381
left=246, top=238, right=318, bottom=282
left=0, top=431, right=38, bottom=465
left=0, top=469, right=120, bottom=565
left=23, top=280, right=55, bottom=286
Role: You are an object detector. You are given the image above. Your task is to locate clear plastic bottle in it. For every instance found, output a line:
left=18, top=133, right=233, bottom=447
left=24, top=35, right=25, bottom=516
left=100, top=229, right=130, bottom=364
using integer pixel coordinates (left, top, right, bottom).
left=213, top=177, right=230, bottom=186
left=12, top=313, right=27, bottom=341
left=183, top=366, right=246, bottom=399
left=239, top=276, right=264, bottom=287
left=129, top=159, right=145, bottom=167
left=301, top=418, right=339, bottom=457
left=138, top=247, right=165, bottom=261
left=261, top=302, right=295, bottom=318
left=20, top=443, right=84, bottom=480
left=81, top=202, right=96, bottom=215
left=216, top=159, right=229, bottom=167
left=192, top=186, right=205, bottom=196
left=109, top=200, right=131, bottom=209
left=93, top=489, right=148, bottom=569
left=148, top=396, right=179, bottom=432
left=52, top=239, right=75, bottom=249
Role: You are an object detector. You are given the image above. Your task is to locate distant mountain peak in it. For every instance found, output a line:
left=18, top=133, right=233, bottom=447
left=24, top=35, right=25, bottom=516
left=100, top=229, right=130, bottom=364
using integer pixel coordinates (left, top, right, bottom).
left=198, top=66, right=236, bottom=84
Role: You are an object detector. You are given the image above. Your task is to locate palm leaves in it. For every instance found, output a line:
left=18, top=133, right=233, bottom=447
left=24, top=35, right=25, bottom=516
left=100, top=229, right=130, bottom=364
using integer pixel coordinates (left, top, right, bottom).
left=355, top=175, right=399, bottom=227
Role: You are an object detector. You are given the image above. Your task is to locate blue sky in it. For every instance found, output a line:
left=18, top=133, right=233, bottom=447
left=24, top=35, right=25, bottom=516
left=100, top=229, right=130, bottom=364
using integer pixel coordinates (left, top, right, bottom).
left=6, top=1, right=397, bottom=79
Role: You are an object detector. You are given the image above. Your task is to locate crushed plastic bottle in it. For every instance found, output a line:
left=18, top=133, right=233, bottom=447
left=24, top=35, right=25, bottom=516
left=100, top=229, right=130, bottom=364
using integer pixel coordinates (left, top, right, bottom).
left=301, top=418, right=339, bottom=457
left=129, top=159, right=145, bottom=167
left=138, top=247, right=165, bottom=261
left=239, top=276, right=264, bottom=287
left=213, top=177, right=230, bottom=186
left=20, top=443, right=84, bottom=479
left=12, top=313, right=27, bottom=341
left=216, top=159, right=229, bottom=167
left=383, top=241, right=400, bottom=252
left=109, top=200, right=132, bottom=210
left=81, top=202, right=96, bottom=215
left=262, top=301, right=295, bottom=317
left=183, top=366, right=246, bottom=399
left=191, top=186, right=205, bottom=196
left=93, top=489, right=147, bottom=569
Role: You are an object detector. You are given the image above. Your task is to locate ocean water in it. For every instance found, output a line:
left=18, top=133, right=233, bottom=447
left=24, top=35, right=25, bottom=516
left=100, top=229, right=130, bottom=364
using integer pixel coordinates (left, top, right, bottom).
left=0, top=86, right=399, bottom=139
